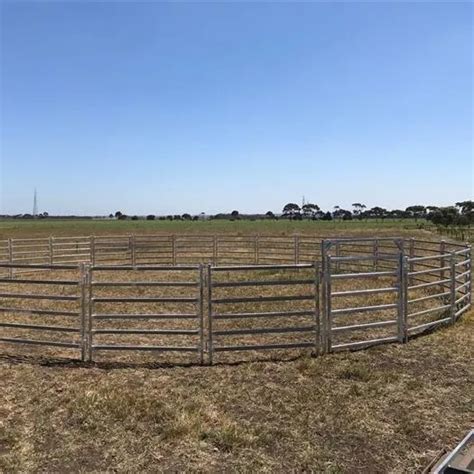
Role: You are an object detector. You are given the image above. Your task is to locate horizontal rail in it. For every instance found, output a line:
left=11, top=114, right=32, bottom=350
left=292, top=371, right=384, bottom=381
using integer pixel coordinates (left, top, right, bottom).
left=0, top=322, right=79, bottom=332
left=332, top=320, right=397, bottom=333
left=408, top=291, right=450, bottom=304
left=92, top=296, right=198, bottom=303
left=91, top=344, right=198, bottom=352
left=213, top=310, right=315, bottom=319
left=212, top=278, right=314, bottom=288
left=455, top=293, right=470, bottom=305
left=0, top=306, right=79, bottom=317
left=407, top=304, right=450, bottom=319
left=91, top=281, right=197, bottom=287
left=456, top=280, right=471, bottom=292
left=331, top=271, right=396, bottom=280
left=332, top=303, right=397, bottom=315
left=211, top=264, right=314, bottom=271
left=455, top=304, right=471, bottom=318
left=407, top=253, right=452, bottom=263
left=0, top=293, right=79, bottom=301
left=408, top=279, right=451, bottom=290
left=0, top=337, right=80, bottom=348
left=408, top=266, right=450, bottom=277
left=91, top=265, right=199, bottom=271
left=92, top=313, right=197, bottom=319
left=213, top=341, right=315, bottom=352
left=92, top=328, right=198, bottom=335
left=330, top=255, right=397, bottom=262
left=0, top=263, right=78, bottom=270
left=211, top=295, right=314, bottom=304
left=0, top=278, right=79, bottom=286
left=213, top=325, right=315, bottom=336
left=332, top=336, right=398, bottom=350
left=407, top=317, right=451, bottom=333
left=332, top=287, right=397, bottom=297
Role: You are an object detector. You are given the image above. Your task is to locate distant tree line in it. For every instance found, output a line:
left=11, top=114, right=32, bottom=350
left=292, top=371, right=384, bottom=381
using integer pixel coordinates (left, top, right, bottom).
left=2, top=201, right=472, bottom=227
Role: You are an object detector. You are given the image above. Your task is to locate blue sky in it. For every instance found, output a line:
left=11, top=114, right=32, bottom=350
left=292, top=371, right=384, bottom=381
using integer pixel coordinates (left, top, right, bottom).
left=0, top=1, right=472, bottom=215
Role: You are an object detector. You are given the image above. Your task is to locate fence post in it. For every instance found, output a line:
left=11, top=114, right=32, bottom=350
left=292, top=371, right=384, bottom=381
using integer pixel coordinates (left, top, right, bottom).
left=86, top=263, right=93, bottom=362
left=254, top=235, right=259, bottom=265
left=325, top=255, right=332, bottom=353
left=49, top=236, right=54, bottom=265
left=130, top=235, right=136, bottom=266
left=213, top=235, right=217, bottom=265
left=450, top=252, right=456, bottom=324
left=314, top=261, right=321, bottom=356
left=172, top=235, right=176, bottom=266
left=440, top=240, right=446, bottom=291
left=198, top=264, right=205, bottom=365
left=207, top=264, right=213, bottom=365
left=397, top=251, right=408, bottom=343
left=335, top=241, right=340, bottom=274
left=90, top=236, right=95, bottom=265
left=294, top=235, right=300, bottom=264
left=7, top=238, right=12, bottom=279
left=79, top=263, right=87, bottom=361
left=373, top=239, right=378, bottom=272
left=468, top=245, right=472, bottom=308
left=408, top=238, right=415, bottom=285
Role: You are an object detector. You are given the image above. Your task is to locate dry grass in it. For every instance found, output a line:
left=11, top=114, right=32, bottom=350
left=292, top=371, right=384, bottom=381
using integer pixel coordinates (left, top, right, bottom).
left=0, top=226, right=472, bottom=472
left=0, top=309, right=472, bottom=472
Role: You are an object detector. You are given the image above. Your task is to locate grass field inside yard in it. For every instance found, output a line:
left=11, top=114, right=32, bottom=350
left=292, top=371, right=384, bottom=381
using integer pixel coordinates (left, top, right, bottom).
left=0, top=220, right=472, bottom=473
left=0, top=217, right=427, bottom=239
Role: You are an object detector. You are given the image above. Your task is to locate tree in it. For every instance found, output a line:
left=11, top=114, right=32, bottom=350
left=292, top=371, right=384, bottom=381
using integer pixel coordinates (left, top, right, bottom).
left=182, top=213, right=192, bottom=220
left=333, top=208, right=352, bottom=220
left=146, top=214, right=155, bottom=220
left=282, top=203, right=301, bottom=219
left=114, top=211, right=123, bottom=219
left=405, top=205, right=426, bottom=221
left=455, top=201, right=474, bottom=223
left=302, top=203, right=320, bottom=219
left=352, top=203, right=366, bottom=219
left=265, top=211, right=276, bottom=219
left=131, top=215, right=139, bottom=220
left=367, top=206, right=387, bottom=220
left=231, top=210, right=240, bottom=220
left=428, top=207, right=459, bottom=226
left=321, top=211, right=333, bottom=221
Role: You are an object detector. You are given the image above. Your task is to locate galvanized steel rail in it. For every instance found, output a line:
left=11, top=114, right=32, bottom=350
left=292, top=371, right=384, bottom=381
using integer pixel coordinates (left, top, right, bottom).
left=0, top=236, right=471, bottom=364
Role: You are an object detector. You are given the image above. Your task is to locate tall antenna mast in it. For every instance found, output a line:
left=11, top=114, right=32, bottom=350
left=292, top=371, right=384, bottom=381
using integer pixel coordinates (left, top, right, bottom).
left=33, top=188, right=38, bottom=217
left=302, top=195, right=306, bottom=207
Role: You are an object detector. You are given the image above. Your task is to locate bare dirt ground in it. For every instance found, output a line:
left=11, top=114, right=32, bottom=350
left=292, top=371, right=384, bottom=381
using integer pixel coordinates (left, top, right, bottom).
left=1, top=309, right=472, bottom=473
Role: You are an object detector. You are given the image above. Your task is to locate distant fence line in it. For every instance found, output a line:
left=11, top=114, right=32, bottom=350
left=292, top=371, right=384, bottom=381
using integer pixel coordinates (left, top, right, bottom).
left=0, top=233, right=473, bottom=268
left=0, top=236, right=471, bottom=364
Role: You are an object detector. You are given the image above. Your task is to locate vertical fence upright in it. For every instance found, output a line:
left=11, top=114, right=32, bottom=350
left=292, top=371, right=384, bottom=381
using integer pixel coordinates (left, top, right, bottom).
left=254, top=235, right=259, bottom=265
left=294, top=236, right=300, bottom=264
left=314, top=261, right=321, bottom=355
left=213, top=236, right=218, bottom=265
left=172, top=235, right=176, bottom=266
left=373, top=239, right=379, bottom=271
left=397, top=251, right=408, bottom=343
left=90, top=236, right=95, bottom=265
left=206, top=264, right=213, bottom=365
left=440, top=240, right=446, bottom=290
left=79, top=263, right=89, bottom=361
left=7, top=238, right=12, bottom=279
left=49, top=236, right=54, bottom=265
left=198, top=264, right=205, bottom=364
left=450, top=252, right=456, bottom=324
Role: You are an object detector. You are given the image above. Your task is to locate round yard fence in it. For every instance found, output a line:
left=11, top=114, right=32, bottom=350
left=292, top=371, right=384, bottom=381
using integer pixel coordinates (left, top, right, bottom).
left=0, top=235, right=471, bottom=364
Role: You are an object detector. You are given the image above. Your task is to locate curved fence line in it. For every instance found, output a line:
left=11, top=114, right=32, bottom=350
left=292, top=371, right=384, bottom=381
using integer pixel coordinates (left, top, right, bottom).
left=0, top=236, right=471, bottom=364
